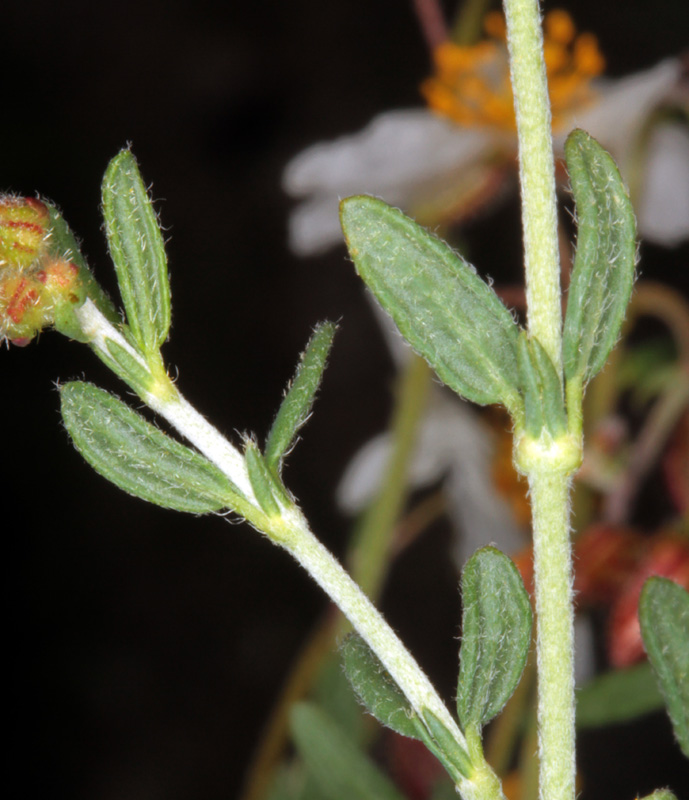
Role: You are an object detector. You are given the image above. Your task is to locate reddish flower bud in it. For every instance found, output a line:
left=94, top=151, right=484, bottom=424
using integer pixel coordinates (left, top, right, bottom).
left=1, top=255, right=83, bottom=345
left=607, top=531, right=689, bottom=667
left=663, top=411, right=688, bottom=515
left=0, top=196, right=50, bottom=270
left=386, top=733, right=444, bottom=800
left=574, top=524, right=644, bottom=606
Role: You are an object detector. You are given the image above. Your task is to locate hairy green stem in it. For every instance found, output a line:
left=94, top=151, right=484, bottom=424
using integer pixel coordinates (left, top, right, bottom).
left=503, top=1, right=577, bottom=799
left=528, top=469, right=575, bottom=800
left=503, top=0, right=561, bottom=370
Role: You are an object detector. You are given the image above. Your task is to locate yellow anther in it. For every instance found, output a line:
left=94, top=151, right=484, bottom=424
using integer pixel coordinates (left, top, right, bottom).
left=544, top=9, right=576, bottom=45
left=483, top=10, right=507, bottom=40
left=422, top=9, right=605, bottom=133
left=575, top=34, right=606, bottom=75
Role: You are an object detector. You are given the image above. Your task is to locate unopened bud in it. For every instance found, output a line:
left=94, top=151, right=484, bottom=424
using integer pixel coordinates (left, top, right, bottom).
left=1, top=255, right=83, bottom=345
left=0, top=196, right=50, bottom=270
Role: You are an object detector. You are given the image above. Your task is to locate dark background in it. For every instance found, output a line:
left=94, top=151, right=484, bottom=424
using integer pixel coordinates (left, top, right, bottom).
left=3, top=1, right=688, bottom=798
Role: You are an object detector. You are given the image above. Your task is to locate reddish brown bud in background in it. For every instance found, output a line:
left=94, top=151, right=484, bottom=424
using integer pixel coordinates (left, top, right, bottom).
left=607, top=531, right=689, bottom=667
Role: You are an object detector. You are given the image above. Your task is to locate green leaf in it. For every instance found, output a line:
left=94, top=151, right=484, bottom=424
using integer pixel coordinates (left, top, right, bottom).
left=517, top=333, right=567, bottom=438
left=638, top=791, right=678, bottom=800
left=576, top=663, right=664, bottom=728
left=290, top=703, right=406, bottom=800
left=340, top=196, right=521, bottom=411
left=102, top=149, right=171, bottom=354
left=265, top=322, right=336, bottom=473
left=517, top=333, right=545, bottom=437
left=245, top=439, right=282, bottom=516
left=457, top=547, right=533, bottom=732
left=562, top=129, right=636, bottom=384
left=314, top=652, right=367, bottom=744
left=45, top=203, right=121, bottom=339
left=340, top=635, right=473, bottom=781
left=60, top=381, right=242, bottom=513
left=103, top=338, right=157, bottom=397
left=639, top=577, right=689, bottom=758
left=340, top=633, right=421, bottom=740
left=420, top=709, right=474, bottom=781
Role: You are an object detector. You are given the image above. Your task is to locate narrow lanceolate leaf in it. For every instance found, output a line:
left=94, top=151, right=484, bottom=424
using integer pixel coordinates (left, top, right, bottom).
left=290, top=703, right=406, bottom=800
left=340, top=633, right=421, bottom=740
left=265, top=321, right=336, bottom=474
left=244, top=439, right=281, bottom=516
left=102, top=149, right=171, bottom=354
left=340, top=196, right=521, bottom=411
left=639, top=577, right=689, bottom=758
left=340, top=635, right=473, bottom=782
left=518, top=333, right=545, bottom=437
left=576, top=663, right=664, bottom=729
left=517, top=333, right=567, bottom=438
left=60, top=381, right=242, bottom=513
left=562, top=129, right=637, bottom=384
left=45, top=203, right=121, bottom=334
left=457, top=547, right=533, bottom=732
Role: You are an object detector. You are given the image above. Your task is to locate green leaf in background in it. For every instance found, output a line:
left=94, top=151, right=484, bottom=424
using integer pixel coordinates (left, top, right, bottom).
left=102, top=149, right=171, bottom=354
left=60, top=381, right=242, bottom=513
left=562, top=129, right=636, bottom=385
left=290, top=702, right=406, bottom=800
left=265, top=322, right=336, bottom=474
left=314, top=651, right=367, bottom=744
left=340, top=633, right=421, bottom=740
left=576, top=662, right=664, bottom=729
left=456, top=547, right=533, bottom=732
left=340, top=196, right=522, bottom=412
left=639, top=577, right=689, bottom=758
left=637, top=791, right=678, bottom=800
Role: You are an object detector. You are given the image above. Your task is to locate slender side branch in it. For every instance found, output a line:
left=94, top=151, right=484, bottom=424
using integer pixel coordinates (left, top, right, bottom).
left=74, top=297, right=504, bottom=800
left=75, top=298, right=257, bottom=504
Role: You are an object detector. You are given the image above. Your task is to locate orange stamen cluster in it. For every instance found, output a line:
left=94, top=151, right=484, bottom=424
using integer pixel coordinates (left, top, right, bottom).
left=421, top=9, right=605, bottom=132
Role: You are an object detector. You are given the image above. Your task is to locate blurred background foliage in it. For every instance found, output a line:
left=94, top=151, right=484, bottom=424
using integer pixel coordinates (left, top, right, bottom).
left=3, top=1, right=687, bottom=798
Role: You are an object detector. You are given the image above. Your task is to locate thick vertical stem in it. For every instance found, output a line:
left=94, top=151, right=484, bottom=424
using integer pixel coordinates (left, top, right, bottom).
left=503, top=2, right=575, bottom=798
left=529, top=469, right=575, bottom=800
left=503, top=0, right=562, bottom=369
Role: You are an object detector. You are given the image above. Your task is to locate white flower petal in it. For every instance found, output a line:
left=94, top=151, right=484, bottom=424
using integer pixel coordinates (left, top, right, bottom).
left=283, top=109, right=490, bottom=255
left=336, top=393, right=479, bottom=512
left=337, top=389, right=522, bottom=570
left=284, top=109, right=488, bottom=197
left=638, top=120, right=689, bottom=245
left=287, top=194, right=348, bottom=257
left=559, top=59, right=681, bottom=164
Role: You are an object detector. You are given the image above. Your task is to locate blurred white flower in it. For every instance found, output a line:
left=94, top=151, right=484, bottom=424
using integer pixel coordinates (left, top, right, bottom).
left=337, top=385, right=525, bottom=565
left=284, top=10, right=688, bottom=256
